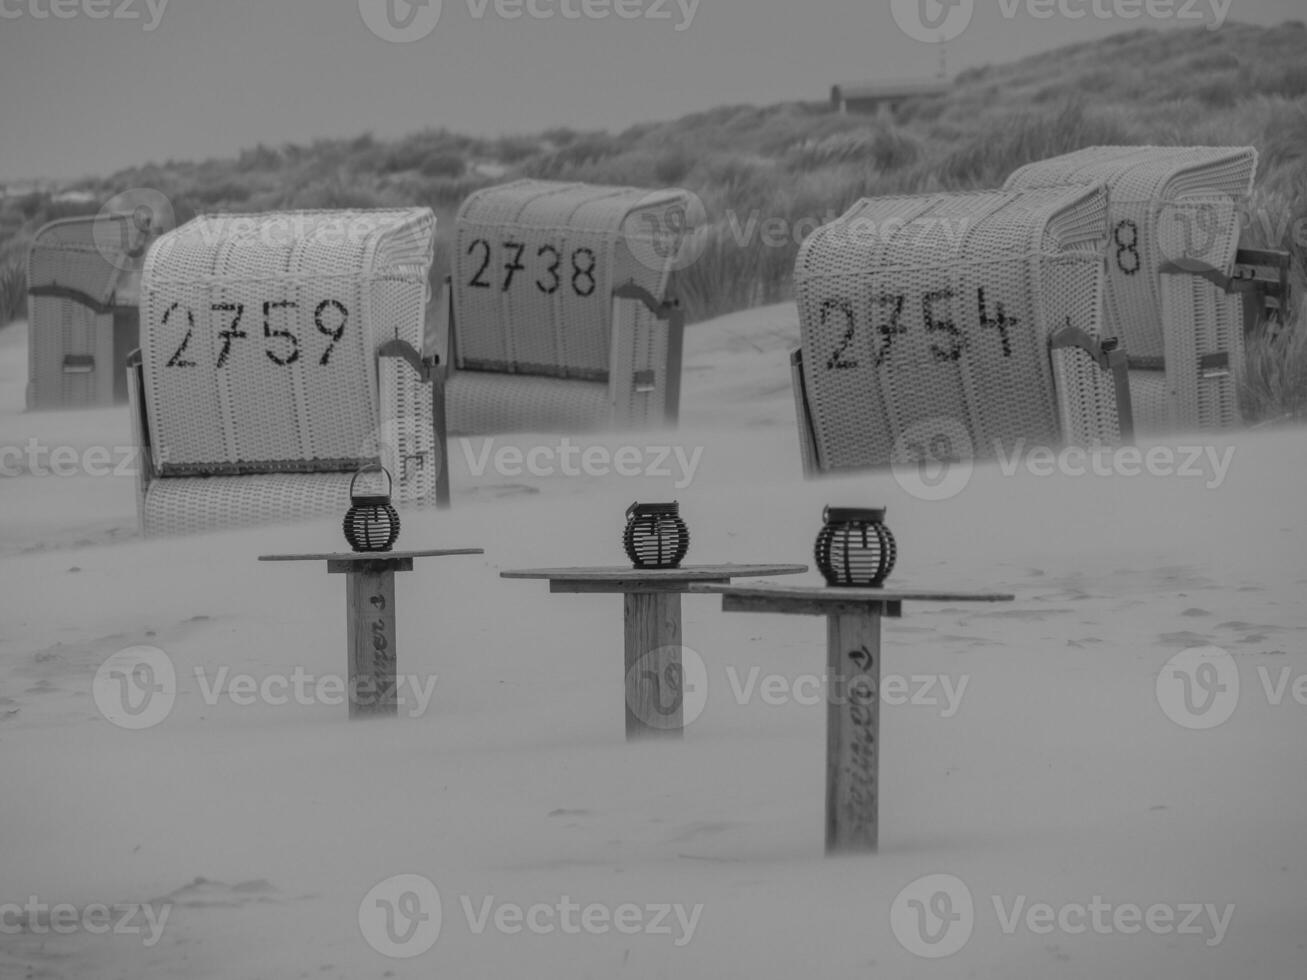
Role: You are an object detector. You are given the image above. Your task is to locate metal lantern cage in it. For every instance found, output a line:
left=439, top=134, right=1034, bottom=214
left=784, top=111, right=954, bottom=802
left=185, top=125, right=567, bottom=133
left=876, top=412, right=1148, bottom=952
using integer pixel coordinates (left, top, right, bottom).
left=623, top=501, right=690, bottom=570
left=343, top=465, right=401, bottom=553
left=815, top=507, right=896, bottom=588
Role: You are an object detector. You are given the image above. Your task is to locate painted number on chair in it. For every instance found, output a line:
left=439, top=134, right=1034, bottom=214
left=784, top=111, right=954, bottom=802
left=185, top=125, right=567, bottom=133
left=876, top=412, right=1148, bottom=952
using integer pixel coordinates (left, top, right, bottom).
left=466, top=239, right=599, bottom=298
left=159, top=300, right=352, bottom=369
left=820, top=287, right=1019, bottom=372
left=1113, top=220, right=1141, bottom=276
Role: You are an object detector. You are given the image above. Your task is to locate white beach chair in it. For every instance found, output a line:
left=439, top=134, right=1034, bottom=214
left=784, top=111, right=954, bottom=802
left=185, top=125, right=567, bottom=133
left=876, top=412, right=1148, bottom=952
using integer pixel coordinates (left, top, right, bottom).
left=26, top=212, right=155, bottom=409
left=128, top=208, right=444, bottom=536
left=1005, top=145, right=1259, bottom=433
left=791, top=185, right=1132, bottom=475
left=440, top=179, right=697, bottom=434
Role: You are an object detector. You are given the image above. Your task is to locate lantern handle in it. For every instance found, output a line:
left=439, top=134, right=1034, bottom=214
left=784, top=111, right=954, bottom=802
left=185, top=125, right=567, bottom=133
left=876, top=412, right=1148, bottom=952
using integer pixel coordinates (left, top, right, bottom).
left=350, top=463, right=393, bottom=500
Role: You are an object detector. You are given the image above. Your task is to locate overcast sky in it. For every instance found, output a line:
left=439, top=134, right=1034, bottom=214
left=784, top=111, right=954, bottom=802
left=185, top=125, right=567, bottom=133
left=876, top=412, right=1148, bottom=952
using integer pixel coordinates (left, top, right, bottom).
left=0, top=0, right=1300, bottom=182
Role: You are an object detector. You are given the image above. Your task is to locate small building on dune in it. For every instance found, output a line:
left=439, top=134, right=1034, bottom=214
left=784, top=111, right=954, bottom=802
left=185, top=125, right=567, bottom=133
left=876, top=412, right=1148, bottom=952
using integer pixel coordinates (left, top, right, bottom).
left=830, top=78, right=951, bottom=118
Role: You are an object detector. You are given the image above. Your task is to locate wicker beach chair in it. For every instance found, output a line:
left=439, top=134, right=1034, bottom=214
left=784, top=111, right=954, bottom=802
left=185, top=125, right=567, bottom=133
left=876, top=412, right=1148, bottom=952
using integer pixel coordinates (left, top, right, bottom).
left=439, top=180, right=696, bottom=435
left=791, top=185, right=1132, bottom=475
left=128, top=208, right=444, bottom=536
left=1005, top=146, right=1259, bottom=433
left=26, top=212, right=154, bottom=409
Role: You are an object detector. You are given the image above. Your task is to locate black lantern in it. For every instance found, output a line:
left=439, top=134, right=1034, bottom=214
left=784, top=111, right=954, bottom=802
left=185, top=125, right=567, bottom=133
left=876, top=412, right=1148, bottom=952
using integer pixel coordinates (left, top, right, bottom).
left=623, top=502, right=690, bottom=569
left=815, top=506, right=896, bottom=587
left=343, top=464, right=400, bottom=553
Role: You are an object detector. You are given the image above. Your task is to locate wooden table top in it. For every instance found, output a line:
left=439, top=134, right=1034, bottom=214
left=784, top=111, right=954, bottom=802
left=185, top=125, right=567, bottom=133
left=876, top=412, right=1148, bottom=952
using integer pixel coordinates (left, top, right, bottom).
left=260, top=549, right=484, bottom=563
left=501, top=564, right=808, bottom=582
left=690, top=582, right=1014, bottom=616
left=691, top=583, right=1014, bottom=602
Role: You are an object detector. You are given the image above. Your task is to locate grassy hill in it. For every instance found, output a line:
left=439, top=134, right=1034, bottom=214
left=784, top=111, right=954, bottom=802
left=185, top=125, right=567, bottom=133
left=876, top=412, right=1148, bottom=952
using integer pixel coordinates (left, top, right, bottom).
left=3, top=20, right=1305, bottom=418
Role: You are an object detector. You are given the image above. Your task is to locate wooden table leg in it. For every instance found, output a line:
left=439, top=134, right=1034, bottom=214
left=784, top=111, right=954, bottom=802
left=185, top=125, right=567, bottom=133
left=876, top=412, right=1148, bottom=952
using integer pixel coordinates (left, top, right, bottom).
left=825, top=612, right=882, bottom=854
left=623, top=591, right=684, bottom=740
left=346, top=567, right=399, bottom=718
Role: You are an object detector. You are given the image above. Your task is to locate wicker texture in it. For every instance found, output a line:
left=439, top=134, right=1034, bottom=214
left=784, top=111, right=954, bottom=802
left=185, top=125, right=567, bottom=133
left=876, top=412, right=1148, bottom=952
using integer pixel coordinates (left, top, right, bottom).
left=450, top=180, right=695, bottom=431
left=137, top=208, right=437, bottom=534
left=26, top=214, right=138, bottom=409
left=142, top=473, right=356, bottom=537
left=794, top=186, right=1117, bottom=472
left=1006, top=146, right=1256, bottom=432
left=445, top=371, right=611, bottom=435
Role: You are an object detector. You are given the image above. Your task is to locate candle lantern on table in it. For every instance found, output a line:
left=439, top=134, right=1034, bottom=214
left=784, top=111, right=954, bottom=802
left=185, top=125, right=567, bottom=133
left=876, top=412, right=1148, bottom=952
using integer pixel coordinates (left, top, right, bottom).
left=343, top=464, right=400, bottom=554
left=623, top=501, right=690, bottom=570
left=814, top=507, right=896, bottom=588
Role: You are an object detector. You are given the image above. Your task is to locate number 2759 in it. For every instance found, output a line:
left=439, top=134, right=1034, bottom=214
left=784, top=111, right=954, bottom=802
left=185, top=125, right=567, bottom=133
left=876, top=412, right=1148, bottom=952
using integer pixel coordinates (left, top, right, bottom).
left=161, top=299, right=350, bottom=369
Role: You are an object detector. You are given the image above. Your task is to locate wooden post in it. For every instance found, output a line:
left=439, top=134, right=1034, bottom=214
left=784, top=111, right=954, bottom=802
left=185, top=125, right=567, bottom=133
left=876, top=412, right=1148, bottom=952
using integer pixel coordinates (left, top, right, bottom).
left=825, top=612, right=882, bottom=854
left=345, top=565, right=399, bottom=718
left=623, top=591, right=683, bottom=739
